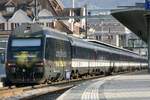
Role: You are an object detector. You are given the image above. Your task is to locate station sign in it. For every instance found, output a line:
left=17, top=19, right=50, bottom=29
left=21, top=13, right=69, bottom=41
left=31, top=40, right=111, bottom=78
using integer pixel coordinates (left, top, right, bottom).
left=145, top=0, right=150, bottom=10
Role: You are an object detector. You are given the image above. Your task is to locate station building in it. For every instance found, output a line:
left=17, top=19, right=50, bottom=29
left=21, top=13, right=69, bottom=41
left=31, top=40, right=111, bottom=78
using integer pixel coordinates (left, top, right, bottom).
left=0, top=0, right=86, bottom=50
left=87, top=14, right=126, bottom=47
left=87, top=6, right=147, bottom=56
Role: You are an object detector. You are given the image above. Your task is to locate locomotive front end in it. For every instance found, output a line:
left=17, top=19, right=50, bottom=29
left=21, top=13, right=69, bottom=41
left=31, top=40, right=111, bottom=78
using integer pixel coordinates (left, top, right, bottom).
left=6, top=36, right=45, bottom=84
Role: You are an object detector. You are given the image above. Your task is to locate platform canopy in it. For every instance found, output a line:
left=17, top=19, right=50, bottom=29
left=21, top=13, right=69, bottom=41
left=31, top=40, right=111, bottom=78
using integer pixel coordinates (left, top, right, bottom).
left=111, top=8, right=149, bottom=43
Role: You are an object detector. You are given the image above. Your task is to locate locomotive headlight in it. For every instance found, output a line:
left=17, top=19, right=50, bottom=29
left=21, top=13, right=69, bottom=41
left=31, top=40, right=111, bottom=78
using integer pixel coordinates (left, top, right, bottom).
left=35, top=62, right=44, bottom=66
left=7, top=63, right=16, bottom=66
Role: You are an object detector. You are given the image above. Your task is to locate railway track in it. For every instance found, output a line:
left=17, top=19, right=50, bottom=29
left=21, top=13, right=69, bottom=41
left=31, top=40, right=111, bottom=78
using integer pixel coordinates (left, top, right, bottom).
left=0, top=74, right=106, bottom=98
left=0, top=70, right=144, bottom=99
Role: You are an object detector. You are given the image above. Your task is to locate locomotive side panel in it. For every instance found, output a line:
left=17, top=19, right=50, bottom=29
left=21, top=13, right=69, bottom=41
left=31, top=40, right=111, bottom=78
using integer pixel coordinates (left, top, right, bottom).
left=44, top=37, right=71, bottom=81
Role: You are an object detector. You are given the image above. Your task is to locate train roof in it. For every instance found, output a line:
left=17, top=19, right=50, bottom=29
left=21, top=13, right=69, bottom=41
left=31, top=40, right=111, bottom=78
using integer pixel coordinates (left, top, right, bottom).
left=68, top=35, right=96, bottom=49
left=86, top=39, right=136, bottom=54
left=86, top=39, right=147, bottom=59
left=68, top=35, right=111, bottom=52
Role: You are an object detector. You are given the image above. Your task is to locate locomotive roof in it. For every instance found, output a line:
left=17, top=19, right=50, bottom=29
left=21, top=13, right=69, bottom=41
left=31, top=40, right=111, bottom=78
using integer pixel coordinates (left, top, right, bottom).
left=11, top=24, right=69, bottom=41
left=43, top=27, right=69, bottom=41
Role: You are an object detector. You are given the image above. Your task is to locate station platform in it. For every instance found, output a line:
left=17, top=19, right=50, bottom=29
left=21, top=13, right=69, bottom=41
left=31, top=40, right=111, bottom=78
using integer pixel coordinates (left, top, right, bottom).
left=57, top=71, right=150, bottom=100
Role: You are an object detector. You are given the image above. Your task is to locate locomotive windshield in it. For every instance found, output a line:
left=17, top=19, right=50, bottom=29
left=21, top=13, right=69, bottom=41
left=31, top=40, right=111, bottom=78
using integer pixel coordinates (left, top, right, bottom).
left=12, top=39, right=41, bottom=47
left=8, top=38, right=43, bottom=61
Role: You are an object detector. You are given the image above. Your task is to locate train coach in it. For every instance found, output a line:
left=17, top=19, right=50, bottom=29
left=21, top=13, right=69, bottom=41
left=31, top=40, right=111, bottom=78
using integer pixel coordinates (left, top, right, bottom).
left=5, top=24, right=147, bottom=84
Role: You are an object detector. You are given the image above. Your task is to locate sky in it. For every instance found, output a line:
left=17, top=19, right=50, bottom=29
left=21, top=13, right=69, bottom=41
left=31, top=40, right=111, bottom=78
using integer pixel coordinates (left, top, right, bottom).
left=60, top=0, right=145, bottom=9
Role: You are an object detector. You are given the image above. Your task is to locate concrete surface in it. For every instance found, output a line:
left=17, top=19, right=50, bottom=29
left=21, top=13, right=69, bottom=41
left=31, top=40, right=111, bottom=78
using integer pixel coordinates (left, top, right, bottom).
left=57, top=71, right=150, bottom=100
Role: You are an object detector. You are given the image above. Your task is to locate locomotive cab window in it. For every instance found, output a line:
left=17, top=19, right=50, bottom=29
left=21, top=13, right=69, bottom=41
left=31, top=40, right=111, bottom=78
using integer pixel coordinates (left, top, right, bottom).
left=11, top=39, right=41, bottom=47
left=8, top=38, right=44, bottom=61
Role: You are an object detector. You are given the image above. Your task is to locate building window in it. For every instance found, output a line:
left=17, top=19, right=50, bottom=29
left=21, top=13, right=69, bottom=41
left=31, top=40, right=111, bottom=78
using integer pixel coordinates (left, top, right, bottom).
left=11, top=23, right=14, bottom=30
left=96, top=36, right=99, bottom=40
left=6, top=6, right=15, bottom=13
left=11, top=23, right=19, bottom=30
left=108, top=35, right=113, bottom=40
left=99, top=36, right=101, bottom=40
left=46, top=23, right=51, bottom=27
left=37, top=22, right=44, bottom=26
left=0, top=23, right=5, bottom=30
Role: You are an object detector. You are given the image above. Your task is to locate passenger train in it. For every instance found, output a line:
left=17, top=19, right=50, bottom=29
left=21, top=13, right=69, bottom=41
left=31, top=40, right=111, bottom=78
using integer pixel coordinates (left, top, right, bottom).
left=5, top=24, right=148, bottom=84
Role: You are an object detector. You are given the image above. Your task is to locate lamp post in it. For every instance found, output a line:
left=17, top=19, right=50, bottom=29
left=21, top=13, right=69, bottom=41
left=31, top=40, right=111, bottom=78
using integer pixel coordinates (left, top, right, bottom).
left=85, top=4, right=88, bottom=39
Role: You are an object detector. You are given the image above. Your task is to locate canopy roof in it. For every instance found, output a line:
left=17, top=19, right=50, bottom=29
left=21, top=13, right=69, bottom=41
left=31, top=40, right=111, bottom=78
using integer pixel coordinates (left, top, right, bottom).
left=111, top=8, right=148, bottom=43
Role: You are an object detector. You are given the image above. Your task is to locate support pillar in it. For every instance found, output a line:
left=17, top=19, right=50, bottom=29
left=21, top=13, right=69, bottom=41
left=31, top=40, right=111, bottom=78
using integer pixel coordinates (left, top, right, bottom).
left=116, top=34, right=119, bottom=47
left=145, top=14, right=150, bottom=72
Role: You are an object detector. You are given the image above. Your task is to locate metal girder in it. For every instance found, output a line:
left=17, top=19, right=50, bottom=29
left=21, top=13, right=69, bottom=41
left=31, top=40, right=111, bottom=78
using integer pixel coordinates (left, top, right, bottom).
left=38, top=15, right=114, bottom=20
left=47, top=0, right=64, bottom=15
